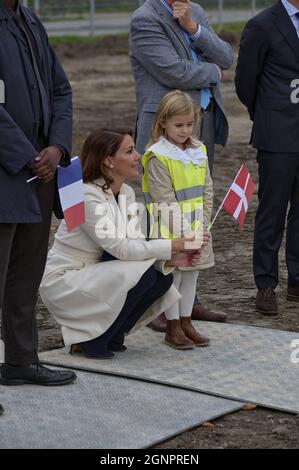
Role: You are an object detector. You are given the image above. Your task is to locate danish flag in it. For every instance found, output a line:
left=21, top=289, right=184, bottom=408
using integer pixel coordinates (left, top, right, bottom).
left=222, top=165, right=254, bottom=229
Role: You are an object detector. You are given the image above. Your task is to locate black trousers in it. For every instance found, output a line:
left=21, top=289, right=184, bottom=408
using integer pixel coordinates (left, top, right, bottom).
left=82, top=266, right=173, bottom=354
left=0, top=179, right=55, bottom=365
left=253, top=150, right=299, bottom=289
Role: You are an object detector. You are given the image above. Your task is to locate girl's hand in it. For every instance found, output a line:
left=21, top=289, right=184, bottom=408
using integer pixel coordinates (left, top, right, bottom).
left=202, top=231, right=210, bottom=246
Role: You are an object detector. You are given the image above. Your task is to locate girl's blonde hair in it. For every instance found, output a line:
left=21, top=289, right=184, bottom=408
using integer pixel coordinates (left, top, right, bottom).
left=148, top=90, right=200, bottom=149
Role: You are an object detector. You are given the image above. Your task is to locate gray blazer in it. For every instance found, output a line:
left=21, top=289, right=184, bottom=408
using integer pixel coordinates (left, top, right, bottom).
left=129, top=0, right=233, bottom=154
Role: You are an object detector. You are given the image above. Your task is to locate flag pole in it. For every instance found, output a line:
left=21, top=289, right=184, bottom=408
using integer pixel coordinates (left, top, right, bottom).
left=208, top=165, right=244, bottom=231
left=208, top=193, right=227, bottom=231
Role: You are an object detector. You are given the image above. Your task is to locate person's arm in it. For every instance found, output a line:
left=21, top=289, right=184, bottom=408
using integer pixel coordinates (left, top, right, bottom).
left=33, top=14, right=72, bottom=162
left=190, top=9, right=233, bottom=70
left=130, top=13, right=220, bottom=90
left=0, top=105, right=37, bottom=175
left=47, top=45, right=72, bottom=163
left=81, top=192, right=172, bottom=261
left=235, top=19, right=269, bottom=120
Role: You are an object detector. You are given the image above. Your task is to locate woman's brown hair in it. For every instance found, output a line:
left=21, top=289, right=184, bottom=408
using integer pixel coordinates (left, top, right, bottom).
left=80, top=128, right=133, bottom=191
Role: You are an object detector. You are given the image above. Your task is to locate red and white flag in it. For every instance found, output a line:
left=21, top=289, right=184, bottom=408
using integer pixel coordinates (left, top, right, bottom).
left=222, top=165, right=254, bottom=229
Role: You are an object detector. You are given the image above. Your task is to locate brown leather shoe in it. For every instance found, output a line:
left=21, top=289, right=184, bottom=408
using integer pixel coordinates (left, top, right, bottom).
left=164, top=319, right=195, bottom=350
left=147, top=313, right=167, bottom=332
left=191, top=304, right=227, bottom=322
left=287, top=285, right=299, bottom=301
left=180, top=317, right=210, bottom=347
left=256, top=288, right=278, bottom=316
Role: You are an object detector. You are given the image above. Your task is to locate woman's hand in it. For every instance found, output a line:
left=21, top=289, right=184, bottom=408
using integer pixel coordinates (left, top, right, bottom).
left=168, top=250, right=201, bottom=268
left=171, top=234, right=195, bottom=252
left=171, top=231, right=210, bottom=252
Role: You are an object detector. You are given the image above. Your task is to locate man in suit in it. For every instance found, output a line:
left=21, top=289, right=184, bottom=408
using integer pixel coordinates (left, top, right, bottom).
left=235, top=0, right=299, bottom=315
left=0, top=0, right=76, bottom=388
left=130, top=0, right=232, bottom=326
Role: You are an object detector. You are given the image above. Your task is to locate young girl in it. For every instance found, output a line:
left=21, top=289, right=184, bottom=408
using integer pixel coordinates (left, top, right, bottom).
left=142, top=90, right=214, bottom=350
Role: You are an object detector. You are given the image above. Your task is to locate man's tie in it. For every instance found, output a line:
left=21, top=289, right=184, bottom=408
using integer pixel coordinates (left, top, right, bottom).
left=184, top=32, right=212, bottom=110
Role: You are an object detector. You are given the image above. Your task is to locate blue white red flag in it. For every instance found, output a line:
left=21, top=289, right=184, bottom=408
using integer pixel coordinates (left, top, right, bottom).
left=57, top=157, right=85, bottom=231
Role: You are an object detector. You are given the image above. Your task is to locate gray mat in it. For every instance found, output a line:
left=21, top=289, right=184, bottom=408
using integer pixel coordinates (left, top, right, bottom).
left=0, top=369, right=242, bottom=449
left=40, top=322, right=299, bottom=414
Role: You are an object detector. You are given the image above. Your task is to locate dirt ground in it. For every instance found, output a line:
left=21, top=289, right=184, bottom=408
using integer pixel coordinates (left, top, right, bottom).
left=37, top=36, right=299, bottom=449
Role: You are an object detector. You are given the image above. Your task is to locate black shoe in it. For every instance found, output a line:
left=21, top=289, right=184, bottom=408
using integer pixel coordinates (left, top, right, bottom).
left=0, top=363, right=77, bottom=386
left=0, top=404, right=4, bottom=416
left=81, top=349, right=115, bottom=359
left=256, top=287, right=278, bottom=316
left=108, top=342, right=127, bottom=352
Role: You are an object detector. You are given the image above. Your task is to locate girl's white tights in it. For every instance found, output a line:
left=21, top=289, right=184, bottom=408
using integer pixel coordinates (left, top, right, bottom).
left=165, top=269, right=199, bottom=320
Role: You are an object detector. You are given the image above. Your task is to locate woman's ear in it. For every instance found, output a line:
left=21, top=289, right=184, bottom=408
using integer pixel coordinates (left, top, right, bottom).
left=103, top=157, right=114, bottom=169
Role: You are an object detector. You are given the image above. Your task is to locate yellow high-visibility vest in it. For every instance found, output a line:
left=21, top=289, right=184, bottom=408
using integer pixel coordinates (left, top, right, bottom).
left=142, top=139, right=207, bottom=239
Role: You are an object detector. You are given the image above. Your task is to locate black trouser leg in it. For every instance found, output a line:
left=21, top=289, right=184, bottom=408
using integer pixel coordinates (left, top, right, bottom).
left=253, top=151, right=299, bottom=289
left=81, top=267, right=173, bottom=354
left=112, top=269, right=173, bottom=342
left=0, top=224, right=17, bottom=362
left=1, top=180, right=55, bottom=365
left=286, top=159, right=299, bottom=286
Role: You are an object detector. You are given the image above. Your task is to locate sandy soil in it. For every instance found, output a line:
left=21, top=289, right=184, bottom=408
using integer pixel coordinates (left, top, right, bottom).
left=37, top=36, right=299, bottom=449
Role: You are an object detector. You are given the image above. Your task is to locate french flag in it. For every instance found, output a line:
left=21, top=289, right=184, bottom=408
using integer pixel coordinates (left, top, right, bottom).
left=57, top=157, right=85, bottom=232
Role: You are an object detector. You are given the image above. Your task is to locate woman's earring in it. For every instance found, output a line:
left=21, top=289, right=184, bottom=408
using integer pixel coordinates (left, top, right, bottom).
left=110, top=164, right=114, bottom=169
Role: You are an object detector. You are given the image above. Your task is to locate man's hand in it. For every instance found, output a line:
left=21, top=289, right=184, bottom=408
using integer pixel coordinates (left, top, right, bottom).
left=172, top=1, right=198, bottom=36
left=32, top=146, right=62, bottom=183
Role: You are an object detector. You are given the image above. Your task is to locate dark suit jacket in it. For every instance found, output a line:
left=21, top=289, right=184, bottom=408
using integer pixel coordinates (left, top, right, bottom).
left=235, top=0, right=299, bottom=152
left=0, top=2, right=72, bottom=223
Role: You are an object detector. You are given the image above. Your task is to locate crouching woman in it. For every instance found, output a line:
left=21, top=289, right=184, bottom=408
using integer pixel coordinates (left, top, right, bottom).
left=40, top=128, right=200, bottom=359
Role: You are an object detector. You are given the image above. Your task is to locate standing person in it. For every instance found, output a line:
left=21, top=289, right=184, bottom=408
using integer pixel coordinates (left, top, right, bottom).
left=142, top=90, right=213, bottom=349
left=235, top=0, right=299, bottom=315
left=130, top=0, right=233, bottom=172
left=130, top=0, right=231, bottom=326
left=40, top=128, right=202, bottom=358
left=0, top=0, right=76, bottom=386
